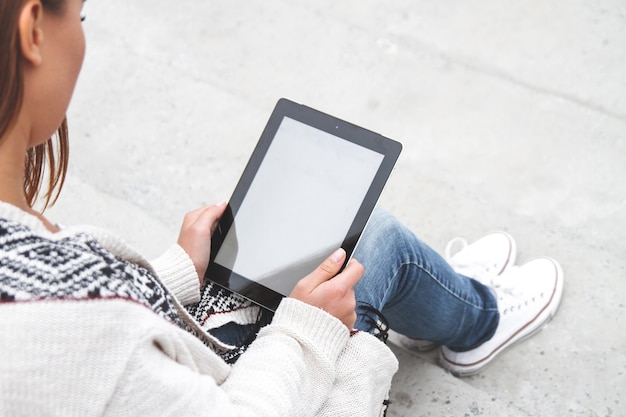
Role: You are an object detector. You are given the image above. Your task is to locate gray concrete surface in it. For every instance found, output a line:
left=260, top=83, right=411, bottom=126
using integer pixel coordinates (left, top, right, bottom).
left=47, top=1, right=625, bottom=415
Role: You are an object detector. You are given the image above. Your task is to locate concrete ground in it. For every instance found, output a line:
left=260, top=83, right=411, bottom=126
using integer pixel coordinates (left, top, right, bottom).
left=48, top=0, right=625, bottom=415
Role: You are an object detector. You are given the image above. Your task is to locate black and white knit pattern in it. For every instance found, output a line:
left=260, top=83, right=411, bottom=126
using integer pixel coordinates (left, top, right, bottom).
left=187, top=280, right=254, bottom=323
left=0, top=216, right=270, bottom=364
left=0, top=218, right=187, bottom=329
left=186, top=281, right=271, bottom=364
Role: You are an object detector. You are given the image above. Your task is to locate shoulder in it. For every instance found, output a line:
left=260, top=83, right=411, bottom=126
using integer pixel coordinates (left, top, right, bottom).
left=0, top=216, right=141, bottom=299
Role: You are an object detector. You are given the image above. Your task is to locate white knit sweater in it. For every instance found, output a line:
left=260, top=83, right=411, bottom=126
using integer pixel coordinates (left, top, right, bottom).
left=0, top=202, right=398, bottom=416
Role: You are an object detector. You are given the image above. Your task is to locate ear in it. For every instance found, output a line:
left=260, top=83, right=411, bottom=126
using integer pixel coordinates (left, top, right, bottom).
left=18, top=1, right=45, bottom=67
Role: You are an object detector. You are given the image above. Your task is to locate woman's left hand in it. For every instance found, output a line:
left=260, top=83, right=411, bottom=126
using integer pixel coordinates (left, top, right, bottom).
left=177, top=201, right=227, bottom=285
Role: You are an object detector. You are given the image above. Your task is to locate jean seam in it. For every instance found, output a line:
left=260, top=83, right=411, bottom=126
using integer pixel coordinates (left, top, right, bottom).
left=387, top=259, right=497, bottom=312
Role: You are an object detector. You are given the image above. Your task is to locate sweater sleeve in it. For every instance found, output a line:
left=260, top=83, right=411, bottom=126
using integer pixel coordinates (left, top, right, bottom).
left=150, top=244, right=200, bottom=305
left=3, top=296, right=388, bottom=416
left=105, top=298, right=351, bottom=417
left=315, top=331, right=399, bottom=417
left=220, top=298, right=350, bottom=415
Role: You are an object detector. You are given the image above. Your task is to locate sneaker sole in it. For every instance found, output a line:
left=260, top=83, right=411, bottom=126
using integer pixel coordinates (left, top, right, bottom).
left=440, top=257, right=564, bottom=376
left=496, top=231, right=517, bottom=275
left=397, top=335, right=439, bottom=352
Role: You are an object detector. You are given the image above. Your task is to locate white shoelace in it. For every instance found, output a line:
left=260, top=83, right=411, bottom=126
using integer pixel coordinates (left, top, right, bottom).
left=444, top=237, right=504, bottom=286
left=487, top=266, right=542, bottom=316
left=445, top=237, right=531, bottom=313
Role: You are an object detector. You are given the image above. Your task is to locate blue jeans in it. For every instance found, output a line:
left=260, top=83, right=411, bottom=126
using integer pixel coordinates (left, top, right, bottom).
left=208, top=209, right=499, bottom=352
left=353, top=209, right=499, bottom=351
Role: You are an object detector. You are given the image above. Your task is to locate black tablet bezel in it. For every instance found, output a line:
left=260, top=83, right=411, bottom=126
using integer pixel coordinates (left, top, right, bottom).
left=204, top=98, right=402, bottom=311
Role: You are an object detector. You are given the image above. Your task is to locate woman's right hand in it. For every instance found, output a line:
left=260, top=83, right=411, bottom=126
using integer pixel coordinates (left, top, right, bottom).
left=289, top=248, right=364, bottom=330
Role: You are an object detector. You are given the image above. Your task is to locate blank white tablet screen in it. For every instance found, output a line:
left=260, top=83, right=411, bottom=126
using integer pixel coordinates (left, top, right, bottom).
left=214, top=116, right=384, bottom=296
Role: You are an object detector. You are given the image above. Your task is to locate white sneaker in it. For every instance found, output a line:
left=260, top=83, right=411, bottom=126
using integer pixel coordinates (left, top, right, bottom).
left=440, top=257, right=564, bottom=376
left=445, top=231, right=517, bottom=283
left=396, top=336, right=439, bottom=352
left=398, top=231, right=517, bottom=352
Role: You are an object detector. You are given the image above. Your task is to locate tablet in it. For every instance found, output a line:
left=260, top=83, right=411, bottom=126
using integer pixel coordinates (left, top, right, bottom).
left=205, top=98, right=402, bottom=311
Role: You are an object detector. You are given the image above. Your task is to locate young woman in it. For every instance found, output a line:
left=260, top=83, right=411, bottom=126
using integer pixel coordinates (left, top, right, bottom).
left=0, top=1, right=563, bottom=416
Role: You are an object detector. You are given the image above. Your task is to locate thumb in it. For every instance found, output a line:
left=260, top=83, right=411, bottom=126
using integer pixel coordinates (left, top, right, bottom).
left=300, top=248, right=346, bottom=291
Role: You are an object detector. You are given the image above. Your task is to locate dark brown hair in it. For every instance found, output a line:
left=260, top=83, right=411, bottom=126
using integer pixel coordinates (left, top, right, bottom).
left=0, top=0, right=70, bottom=210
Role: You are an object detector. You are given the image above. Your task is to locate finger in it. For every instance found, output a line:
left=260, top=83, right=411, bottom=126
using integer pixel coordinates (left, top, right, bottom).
left=182, top=205, right=209, bottom=228
left=301, top=248, right=346, bottom=290
left=334, top=258, right=364, bottom=289
left=185, top=201, right=227, bottom=234
left=205, top=201, right=227, bottom=234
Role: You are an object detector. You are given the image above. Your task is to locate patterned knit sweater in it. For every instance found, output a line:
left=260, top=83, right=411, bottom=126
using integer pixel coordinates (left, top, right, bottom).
left=0, top=202, right=397, bottom=417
